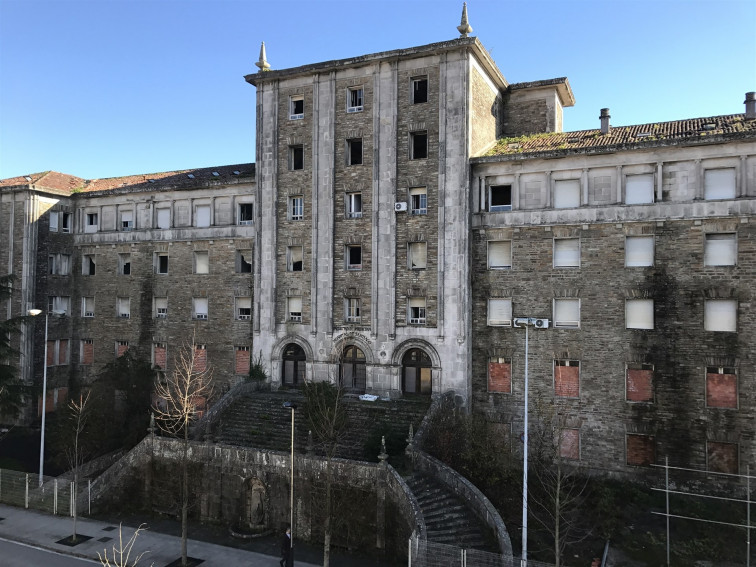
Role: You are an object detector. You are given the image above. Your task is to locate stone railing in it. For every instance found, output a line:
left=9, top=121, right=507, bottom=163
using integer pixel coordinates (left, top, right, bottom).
left=190, top=379, right=267, bottom=440
left=385, top=463, right=426, bottom=539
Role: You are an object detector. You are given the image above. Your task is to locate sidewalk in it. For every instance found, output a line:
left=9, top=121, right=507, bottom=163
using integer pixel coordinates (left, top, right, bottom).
left=0, top=504, right=320, bottom=566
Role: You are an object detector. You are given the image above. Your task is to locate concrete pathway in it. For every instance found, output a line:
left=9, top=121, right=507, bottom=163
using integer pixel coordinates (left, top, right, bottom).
left=0, top=504, right=320, bottom=566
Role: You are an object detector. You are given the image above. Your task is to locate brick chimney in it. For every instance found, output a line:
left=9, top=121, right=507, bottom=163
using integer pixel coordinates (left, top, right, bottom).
left=600, top=108, right=611, bottom=134
left=745, top=92, right=756, bottom=120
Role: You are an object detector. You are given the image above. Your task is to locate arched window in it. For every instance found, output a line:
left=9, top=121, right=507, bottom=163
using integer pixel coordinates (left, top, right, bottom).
left=281, top=343, right=306, bottom=386
left=340, top=346, right=366, bottom=393
left=402, top=348, right=432, bottom=395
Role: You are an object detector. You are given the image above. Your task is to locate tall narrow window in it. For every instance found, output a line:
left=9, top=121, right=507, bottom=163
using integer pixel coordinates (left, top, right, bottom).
left=487, top=298, right=512, bottom=326
left=237, top=250, right=252, bottom=273
left=626, top=363, right=654, bottom=402
left=85, top=212, right=98, bottom=233
left=153, top=343, right=167, bottom=370
left=119, top=253, right=131, bottom=276
left=704, top=168, right=736, bottom=200
left=410, top=131, right=428, bottom=159
left=289, top=95, right=304, bottom=120
left=488, top=357, right=512, bottom=393
left=408, top=298, right=426, bottom=325
left=194, top=251, right=209, bottom=274
left=347, top=87, right=363, bottom=112
left=347, top=138, right=363, bottom=165
left=489, top=185, right=512, bottom=212
left=61, top=212, right=72, bottom=233
left=195, top=204, right=211, bottom=227
left=554, top=299, right=580, bottom=328
left=288, top=297, right=302, bottom=322
left=49, top=296, right=70, bottom=315
left=346, top=193, right=362, bottom=218
left=289, top=145, right=304, bottom=170
left=625, top=174, right=654, bottom=204
left=704, top=233, right=736, bottom=266
left=117, top=297, right=130, bottom=319
left=116, top=341, right=129, bottom=358
left=554, top=360, right=580, bottom=398
left=409, top=187, right=427, bottom=215
left=49, top=211, right=59, bottom=232
left=408, top=242, right=427, bottom=269
left=704, top=300, right=737, bottom=332
left=235, top=346, right=251, bottom=375
left=345, top=298, right=361, bottom=323
left=82, top=254, right=96, bottom=275
left=193, top=297, right=208, bottom=320
left=554, top=238, right=580, bottom=268
left=346, top=245, right=362, bottom=270
left=287, top=246, right=303, bottom=272
left=411, top=76, right=428, bottom=104
left=81, top=297, right=95, bottom=318
left=554, top=179, right=581, bottom=209
left=81, top=339, right=94, bottom=365
left=488, top=241, right=512, bottom=269
left=154, top=297, right=168, bottom=319
left=560, top=429, right=581, bottom=460
left=236, top=297, right=252, bottom=320
left=625, top=236, right=654, bottom=267
left=156, top=207, right=171, bottom=229
left=238, top=203, right=254, bottom=225
left=156, top=253, right=169, bottom=274
left=626, top=299, right=654, bottom=329
left=289, top=196, right=303, bottom=220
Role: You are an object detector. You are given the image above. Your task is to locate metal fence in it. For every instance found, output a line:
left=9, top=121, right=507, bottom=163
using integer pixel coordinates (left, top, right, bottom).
left=0, top=468, right=90, bottom=517
left=408, top=532, right=562, bottom=567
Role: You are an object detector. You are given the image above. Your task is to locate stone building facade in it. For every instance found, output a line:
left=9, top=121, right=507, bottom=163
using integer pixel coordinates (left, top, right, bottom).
left=2, top=21, right=755, bottom=475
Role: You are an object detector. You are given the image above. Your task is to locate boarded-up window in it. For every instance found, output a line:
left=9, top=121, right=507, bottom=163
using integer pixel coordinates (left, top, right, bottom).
left=194, top=345, right=207, bottom=373
left=195, top=204, right=211, bottom=227
left=625, top=174, right=654, bottom=204
left=626, top=299, right=654, bottom=329
left=625, top=236, right=654, bottom=267
left=704, top=233, right=736, bottom=266
left=235, top=346, right=250, bottom=375
left=704, top=168, right=736, bottom=200
left=706, top=366, right=737, bottom=408
left=554, top=238, right=579, bottom=267
left=627, top=434, right=655, bottom=466
left=554, top=179, right=580, bottom=209
left=153, top=343, right=167, bottom=370
left=57, top=339, right=69, bottom=365
left=81, top=339, right=94, bottom=365
left=488, top=358, right=511, bottom=393
left=704, top=300, right=737, bottom=332
left=560, top=429, right=580, bottom=460
left=488, top=241, right=512, bottom=269
left=487, top=298, right=512, bottom=326
left=707, top=441, right=738, bottom=474
left=116, top=341, right=129, bottom=358
left=47, top=340, right=55, bottom=366
left=554, top=360, right=579, bottom=398
left=626, top=363, right=653, bottom=402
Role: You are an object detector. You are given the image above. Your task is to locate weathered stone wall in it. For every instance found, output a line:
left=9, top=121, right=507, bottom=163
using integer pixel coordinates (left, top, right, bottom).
left=470, top=59, right=500, bottom=156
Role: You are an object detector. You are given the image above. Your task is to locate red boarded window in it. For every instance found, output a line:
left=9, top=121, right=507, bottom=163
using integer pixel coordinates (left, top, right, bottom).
left=81, top=340, right=94, bottom=365
left=707, top=441, right=738, bottom=474
left=627, top=363, right=653, bottom=402
left=116, top=341, right=129, bottom=358
left=560, top=428, right=580, bottom=460
left=706, top=367, right=737, bottom=409
left=154, top=343, right=167, bottom=370
left=626, top=434, right=655, bottom=466
left=194, top=345, right=207, bottom=373
left=191, top=396, right=207, bottom=418
left=46, top=341, right=55, bottom=366
left=488, top=358, right=511, bottom=393
left=236, top=346, right=250, bottom=375
left=57, top=339, right=69, bottom=365
left=554, top=360, right=579, bottom=398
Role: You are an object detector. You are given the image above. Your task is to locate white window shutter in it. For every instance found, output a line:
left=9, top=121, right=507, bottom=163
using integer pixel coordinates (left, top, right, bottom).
left=488, top=241, right=512, bottom=268
left=554, top=180, right=581, bottom=209
left=554, top=239, right=579, bottom=267
left=49, top=212, right=59, bottom=231
left=237, top=297, right=251, bottom=309
left=625, top=174, right=654, bottom=204
left=194, top=297, right=208, bottom=315
left=410, top=243, right=427, bottom=268
left=488, top=298, right=512, bottom=325
left=555, top=299, right=580, bottom=327
left=288, top=297, right=302, bottom=313
left=157, top=208, right=170, bottom=229
left=195, top=252, right=209, bottom=273
left=704, top=300, right=737, bottom=332
left=626, top=299, right=654, bottom=329
left=704, top=169, right=736, bottom=200
left=195, top=205, right=211, bottom=227
left=704, top=234, right=736, bottom=266
left=409, top=297, right=425, bottom=308
left=625, top=236, right=654, bottom=267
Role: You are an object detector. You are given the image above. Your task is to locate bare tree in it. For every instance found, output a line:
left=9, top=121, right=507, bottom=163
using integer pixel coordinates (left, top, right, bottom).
left=66, top=391, right=91, bottom=543
left=98, top=523, right=151, bottom=567
left=152, top=334, right=212, bottom=567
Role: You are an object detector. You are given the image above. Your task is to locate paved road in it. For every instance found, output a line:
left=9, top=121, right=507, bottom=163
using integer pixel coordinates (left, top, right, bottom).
left=0, top=538, right=99, bottom=566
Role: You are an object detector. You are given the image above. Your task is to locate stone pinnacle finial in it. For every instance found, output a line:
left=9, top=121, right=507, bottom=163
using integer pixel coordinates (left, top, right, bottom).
left=378, top=435, right=389, bottom=464
left=255, top=41, right=271, bottom=72
left=457, top=3, right=473, bottom=38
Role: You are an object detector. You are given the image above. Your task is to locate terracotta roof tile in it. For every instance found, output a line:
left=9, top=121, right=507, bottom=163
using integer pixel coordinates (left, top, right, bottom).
left=0, top=171, right=85, bottom=192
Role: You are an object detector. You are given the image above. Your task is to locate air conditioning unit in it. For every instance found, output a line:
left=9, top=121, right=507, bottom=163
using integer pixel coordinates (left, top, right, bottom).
left=534, top=318, right=550, bottom=328
left=395, top=202, right=408, bottom=212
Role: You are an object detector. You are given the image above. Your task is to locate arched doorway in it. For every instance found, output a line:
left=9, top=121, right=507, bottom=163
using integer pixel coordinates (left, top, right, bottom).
left=402, top=348, right=432, bottom=395
left=281, top=343, right=306, bottom=386
left=340, top=346, right=366, bottom=393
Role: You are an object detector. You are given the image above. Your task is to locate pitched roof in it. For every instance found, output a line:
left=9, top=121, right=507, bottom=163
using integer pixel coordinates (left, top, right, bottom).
left=0, top=171, right=85, bottom=192
left=478, top=114, right=756, bottom=160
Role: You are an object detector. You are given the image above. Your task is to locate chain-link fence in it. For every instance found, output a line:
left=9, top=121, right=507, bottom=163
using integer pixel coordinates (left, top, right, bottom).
left=0, top=468, right=89, bottom=516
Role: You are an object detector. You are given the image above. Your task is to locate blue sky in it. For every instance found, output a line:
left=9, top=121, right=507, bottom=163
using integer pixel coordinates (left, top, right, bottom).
left=1, top=0, right=753, bottom=180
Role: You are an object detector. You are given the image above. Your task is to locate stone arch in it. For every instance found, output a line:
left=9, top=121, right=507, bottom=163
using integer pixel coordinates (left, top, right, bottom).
left=391, top=339, right=441, bottom=368
left=332, top=331, right=375, bottom=364
left=271, top=334, right=314, bottom=362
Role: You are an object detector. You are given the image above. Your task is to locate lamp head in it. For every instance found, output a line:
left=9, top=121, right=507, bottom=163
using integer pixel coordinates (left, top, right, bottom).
left=27, top=309, right=42, bottom=317
left=283, top=401, right=298, bottom=410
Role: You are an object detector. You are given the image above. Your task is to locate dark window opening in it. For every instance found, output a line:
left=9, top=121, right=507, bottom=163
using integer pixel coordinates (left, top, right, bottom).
left=290, top=145, right=304, bottom=170
left=347, top=246, right=362, bottom=270
left=239, top=252, right=252, bottom=273
left=489, top=185, right=512, bottom=212
left=340, top=346, right=366, bottom=392
left=157, top=255, right=168, bottom=274
left=402, top=348, right=432, bottom=395
left=282, top=343, right=306, bottom=386
left=412, top=77, right=428, bottom=104
left=347, top=138, right=363, bottom=165
left=239, top=203, right=253, bottom=224
left=410, top=132, right=428, bottom=160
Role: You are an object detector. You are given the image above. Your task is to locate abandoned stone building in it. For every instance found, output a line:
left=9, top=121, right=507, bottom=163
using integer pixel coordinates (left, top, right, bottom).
left=2, top=15, right=755, bottom=477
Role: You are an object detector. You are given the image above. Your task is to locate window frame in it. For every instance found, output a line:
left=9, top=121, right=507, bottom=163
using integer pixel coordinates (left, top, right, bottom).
left=236, top=249, right=253, bottom=273
left=289, top=145, right=304, bottom=171
left=85, top=212, right=99, bottom=233
left=408, top=241, right=427, bottom=270
left=192, top=297, right=209, bottom=320
left=235, top=296, right=252, bottom=321
left=625, top=362, right=654, bottom=403
left=411, top=76, right=428, bottom=104
left=553, top=238, right=580, bottom=268
left=488, top=185, right=512, bottom=212
left=345, top=297, right=361, bottom=323
left=116, top=297, right=130, bottom=319
left=553, top=179, right=581, bottom=209
left=625, top=235, right=655, bottom=267
left=289, top=196, right=304, bottom=221
left=487, top=240, right=512, bottom=270
left=81, top=296, right=95, bottom=318
left=346, top=87, right=364, bottom=113
left=704, top=299, right=737, bottom=332
left=120, top=210, right=134, bottom=231
left=118, top=253, right=131, bottom=276
left=487, top=356, right=512, bottom=394
left=288, top=296, right=302, bottom=322
left=625, top=173, right=655, bottom=205
left=553, top=298, right=580, bottom=329
left=346, top=138, right=363, bottom=166
left=154, top=296, right=168, bottom=319
left=155, top=253, right=169, bottom=275
left=287, top=246, right=304, bottom=272
left=625, top=299, right=654, bottom=330
left=704, top=168, right=737, bottom=200
left=408, top=297, right=427, bottom=325
left=409, top=131, right=428, bottom=160
left=80, top=339, right=94, bottom=365
left=704, top=233, right=737, bottom=266
left=346, top=192, right=362, bottom=219
left=346, top=245, right=362, bottom=271
left=156, top=207, right=171, bottom=229
left=554, top=359, right=581, bottom=399
left=705, top=365, right=738, bottom=409
left=237, top=202, right=254, bottom=225
left=82, top=254, right=96, bottom=276
left=289, top=95, right=304, bottom=120
left=193, top=250, right=209, bottom=275
left=409, top=187, right=427, bottom=215
left=487, top=298, right=513, bottom=327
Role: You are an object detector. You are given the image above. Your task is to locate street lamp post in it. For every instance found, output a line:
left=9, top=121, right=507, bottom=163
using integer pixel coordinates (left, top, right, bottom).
left=513, top=316, right=549, bottom=567
left=27, top=309, right=45, bottom=486
left=283, top=401, right=297, bottom=558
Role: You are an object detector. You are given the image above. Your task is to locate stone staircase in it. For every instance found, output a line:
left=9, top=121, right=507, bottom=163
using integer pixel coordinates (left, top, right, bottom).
left=212, top=390, right=429, bottom=461
left=405, top=473, right=496, bottom=552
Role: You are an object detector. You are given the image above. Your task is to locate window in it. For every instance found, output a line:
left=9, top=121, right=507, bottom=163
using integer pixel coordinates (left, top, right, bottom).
left=46, top=339, right=69, bottom=366
left=560, top=429, right=580, bottom=460
left=289, top=196, right=303, bottom=220
left=554, top=179, right=580, bottom=209
left=236, top=297, right=252, bottom=320
left=346, top=192, right=362, bottom=218
left=238, top=203, right=254, bottom=225
left=288, top=296, right=302, bottom=322
left=156, top=207, right=171, bottom=229
left=347, top=138, right=363, bottom=165
left=287, top=246, right=303, bottom=272
left=237, top=250, right=252, bottom=273
left=707, top=442, right=738, bottom=474
left=626, top=434, right=655, bottom=466
left=409, top=187, right=427, bottom=215
left=410, top=131, right=428, bottom=160
left=81, top=297, right=95, bottom=318
left=235, top=346, right=251, bottom=375
left=193, top=344, right=207, bottom=373
left=347, top=87, right=363, bottom=112
left=48, top=254, right=70, bottom=275
left=489, top=185, right=512, bottom=212
left=487, top=298, right=512, bottom=326
left=554, top=238, right=580, bottom=268
left=625, top=174, right=654, bottom=204
left=704, top=233, right=736, bottom=266
left=346, top=245, right=362, bottom=270
left=61, top=212, right=72, bottom=233
left=411, top=76, right=428, bottom=104
left=116, top=341, right=129, bottom=358
left=289, top=95, right=304, bottom=120
left=706, top=366, right=737, bottom=408
left=194, top=251, right=209, bottom=274
left=48, top=296, right=70, bottom=316
left=120, top=210, right=134, bottom=231
left=119, top=253, right=131, bottom=275
left=117, top=297, right=130, bottom=319
left=49, top=211, right=58, bottom=232
left=153, top=343, right=167, bottom=370
left=488, top=241, right=512, bottom=269
left=82, top=254, right=96, bottom=275
left=80, top=339, right=94, bottom=365
left=554, top=360, right=580, bottom=398
left=488, top=357, right=512, bottom=393
left=156, top=253, right=169, bottom=274
left=704, top=300, right=737, bottom=332
left=154, top=297, right=168, bottom=319
left=85, top=212, right=98, bottom=233
left=195, top=204, right=211, bottom=227
left=408, top=297, right=426, bottom=325
left=345, top=298, right=360, bottom=323
left=554, top=298, right=580, bottom=328
left=193, top=297, right=208, bottom=320
left=626, top=363, right=654, bottom=402
left=626, top=299, right=654, bottom=329
left=625, top=236, right=654, bottom=267
left=704, top=168, right=736, bottom=200
left=408, top=242, right=427, bottom=269
left=289, top=145, right=304, bottom=170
